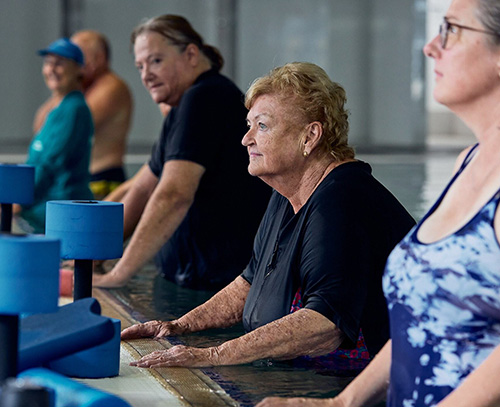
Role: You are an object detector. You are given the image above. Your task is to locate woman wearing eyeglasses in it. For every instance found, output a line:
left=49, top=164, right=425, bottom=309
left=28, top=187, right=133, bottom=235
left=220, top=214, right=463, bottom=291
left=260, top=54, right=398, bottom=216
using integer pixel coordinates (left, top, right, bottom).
left=256, top=0, right=500, bottom=406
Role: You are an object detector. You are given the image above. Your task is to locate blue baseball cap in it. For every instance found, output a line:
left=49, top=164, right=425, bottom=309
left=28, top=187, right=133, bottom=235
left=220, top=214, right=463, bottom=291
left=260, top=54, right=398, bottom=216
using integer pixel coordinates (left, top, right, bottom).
left=37, top=38, right=84, bottom=66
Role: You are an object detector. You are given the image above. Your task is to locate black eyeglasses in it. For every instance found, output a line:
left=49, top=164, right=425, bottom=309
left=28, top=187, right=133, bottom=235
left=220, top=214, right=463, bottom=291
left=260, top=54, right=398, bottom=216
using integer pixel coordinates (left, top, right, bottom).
left=439, top=17, right=499, bottom=49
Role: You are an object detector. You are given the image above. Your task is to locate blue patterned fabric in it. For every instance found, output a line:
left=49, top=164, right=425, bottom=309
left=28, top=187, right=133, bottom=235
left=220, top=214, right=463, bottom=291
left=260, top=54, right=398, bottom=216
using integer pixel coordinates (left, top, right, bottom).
left=383, top=144, right=500, bottom=406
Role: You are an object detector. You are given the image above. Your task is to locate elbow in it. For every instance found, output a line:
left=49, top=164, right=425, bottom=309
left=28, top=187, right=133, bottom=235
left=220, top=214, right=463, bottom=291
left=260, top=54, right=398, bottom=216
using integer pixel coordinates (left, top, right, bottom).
left=156, top=188, right=195, bottom=214
left=172, top=191, right=195, bottom=212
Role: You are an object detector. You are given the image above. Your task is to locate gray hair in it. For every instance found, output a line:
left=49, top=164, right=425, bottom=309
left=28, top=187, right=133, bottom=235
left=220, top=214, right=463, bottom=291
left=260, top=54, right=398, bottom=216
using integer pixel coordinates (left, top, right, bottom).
left=131, top=14, right=224, bottom=71
left=477, top=0, right=500, bottom=46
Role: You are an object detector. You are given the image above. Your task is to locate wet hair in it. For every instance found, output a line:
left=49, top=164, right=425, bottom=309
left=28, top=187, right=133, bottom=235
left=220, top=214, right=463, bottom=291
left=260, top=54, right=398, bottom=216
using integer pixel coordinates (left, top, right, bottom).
left=245, top=62, right=354, bottom=162
left=130, top=14, right=224, bottom=71
left=477, top=0, right=500, bottom=46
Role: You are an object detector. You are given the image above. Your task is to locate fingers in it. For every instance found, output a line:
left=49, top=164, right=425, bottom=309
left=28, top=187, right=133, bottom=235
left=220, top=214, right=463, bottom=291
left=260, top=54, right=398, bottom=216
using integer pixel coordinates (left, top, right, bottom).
left=255, top=398, right=275, bottom=407
left=129, top=345, right=213, bottom=368
left=256, top=397, right=337, bottom=407
left=130, top=350, right=169, bottom=367
left=92, top=270, right=128, bottom=288
left=121, top=320, right=164, bottom=340
left=256, top=397, right=320, bottom=407
left=255, top=397, right=288, bottom=407
left=155, top=321, right=176, bottom=338
left=130, top=348, right=184, bottom=368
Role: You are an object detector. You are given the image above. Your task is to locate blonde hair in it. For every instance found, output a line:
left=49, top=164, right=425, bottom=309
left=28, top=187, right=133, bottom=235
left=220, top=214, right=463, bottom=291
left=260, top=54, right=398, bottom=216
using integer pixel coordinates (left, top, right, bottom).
left=245, top=62, right=354, bottom=161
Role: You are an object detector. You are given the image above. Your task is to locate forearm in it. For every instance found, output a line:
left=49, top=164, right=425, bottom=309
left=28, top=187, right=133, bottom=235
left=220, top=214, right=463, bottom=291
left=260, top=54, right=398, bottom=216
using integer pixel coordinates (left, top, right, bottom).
left=212, top=309, right=343, bottom=366
left=437, top=345, right=500, bottom=407
left=94, top=161, right=205, bottom=289
left=334, top=340, right=391, bottom=407
left=113, top=187, right=193, bottom=282
left=176, top=276, right=250, bottom=333
left=121, top=187, right=150, bottom=240
left=105, top=163, right=152, bottom=204
left=120, top=164, right=157, bottom=239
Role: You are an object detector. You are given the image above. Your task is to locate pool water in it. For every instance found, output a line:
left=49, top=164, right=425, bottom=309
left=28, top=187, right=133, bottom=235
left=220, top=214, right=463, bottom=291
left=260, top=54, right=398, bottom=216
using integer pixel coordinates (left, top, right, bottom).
left=110, top=271, right=356, bottom=406
left=114, top=151, right=458, bottom=405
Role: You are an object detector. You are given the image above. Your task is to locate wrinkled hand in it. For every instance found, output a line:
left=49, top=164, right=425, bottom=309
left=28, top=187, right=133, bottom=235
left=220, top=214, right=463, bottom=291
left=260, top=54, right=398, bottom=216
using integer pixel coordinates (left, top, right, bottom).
left=121, top=320, right=183, bottom=340
left=130, top=345, right=220, bottom=368
left=92, top=268, right=129, bottom=288
left=256, top=397, right=339, bottom=407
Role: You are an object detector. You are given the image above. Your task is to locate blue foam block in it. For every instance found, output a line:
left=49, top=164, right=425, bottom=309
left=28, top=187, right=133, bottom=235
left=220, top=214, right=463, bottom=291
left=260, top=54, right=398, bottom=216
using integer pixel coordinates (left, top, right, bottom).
left=19, top=298, right=114, bottom=372
left=0, top=164, right=35, bottom=205
left=0, top=234, right=60, bottom=315
left=19, top=368, right=131, bottom=407
left=45, top=200, right=124, bottom=260
left=48, top=318, right=121, bottom=378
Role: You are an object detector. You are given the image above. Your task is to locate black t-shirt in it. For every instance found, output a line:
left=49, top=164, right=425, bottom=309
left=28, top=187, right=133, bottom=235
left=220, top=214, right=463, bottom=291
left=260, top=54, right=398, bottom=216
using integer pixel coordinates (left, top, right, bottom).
left=241, top=161, right=416, bottom=356
left=149, top=70, right=271, bottom=290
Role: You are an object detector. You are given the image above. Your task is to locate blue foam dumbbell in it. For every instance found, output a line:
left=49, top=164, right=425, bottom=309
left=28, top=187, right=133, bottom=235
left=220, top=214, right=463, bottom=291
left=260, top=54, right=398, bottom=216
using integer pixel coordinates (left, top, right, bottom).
left=0, top=234, right=60, bottom=382
left=48, top=317, right=121, bottom=378
left=19, top=298, right=115, bottom=373
left=45, top=200, right=123, bottom=300
left=0, top=164, right=34, bottom=232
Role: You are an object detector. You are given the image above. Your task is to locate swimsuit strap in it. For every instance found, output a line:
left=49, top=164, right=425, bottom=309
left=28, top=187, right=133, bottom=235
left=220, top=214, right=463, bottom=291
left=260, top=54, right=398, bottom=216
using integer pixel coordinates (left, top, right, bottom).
left=418, top=144, right=479, bottom=226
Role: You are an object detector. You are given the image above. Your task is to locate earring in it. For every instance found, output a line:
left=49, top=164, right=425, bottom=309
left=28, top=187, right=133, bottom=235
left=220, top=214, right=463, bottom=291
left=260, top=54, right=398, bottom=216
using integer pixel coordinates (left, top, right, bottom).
left=303, top=151, right=308, bottom=157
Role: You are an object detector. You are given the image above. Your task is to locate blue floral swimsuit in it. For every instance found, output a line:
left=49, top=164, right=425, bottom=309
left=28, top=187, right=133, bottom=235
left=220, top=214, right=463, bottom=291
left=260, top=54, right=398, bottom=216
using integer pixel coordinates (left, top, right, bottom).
left=383, top=144, right=500, bottom=406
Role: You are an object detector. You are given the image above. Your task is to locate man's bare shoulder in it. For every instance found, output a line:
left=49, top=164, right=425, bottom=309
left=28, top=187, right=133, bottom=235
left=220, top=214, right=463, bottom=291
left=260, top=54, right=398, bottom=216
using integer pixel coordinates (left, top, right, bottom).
left=87, top=71, right=132, bottom=106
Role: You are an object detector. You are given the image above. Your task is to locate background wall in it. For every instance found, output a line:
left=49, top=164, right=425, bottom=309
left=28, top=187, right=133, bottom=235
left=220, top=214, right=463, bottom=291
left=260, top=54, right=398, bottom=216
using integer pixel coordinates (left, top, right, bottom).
left=1, top=0, right=442, bottom=156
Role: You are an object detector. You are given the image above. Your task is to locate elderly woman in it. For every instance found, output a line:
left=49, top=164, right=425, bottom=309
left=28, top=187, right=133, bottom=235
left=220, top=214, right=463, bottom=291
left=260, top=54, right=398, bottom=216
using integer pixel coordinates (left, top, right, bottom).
left=258, top=0, right=500, bottom=406
left=17, top=38, right=93, bottom=233
left=93, top=15, right=270, bottom=291
left=121, top=62, right=415, bottom=370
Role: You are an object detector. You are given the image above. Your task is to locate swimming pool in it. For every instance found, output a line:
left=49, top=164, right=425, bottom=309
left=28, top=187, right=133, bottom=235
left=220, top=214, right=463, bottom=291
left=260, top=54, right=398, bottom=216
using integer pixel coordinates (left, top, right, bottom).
left=109, top=151, right=458, bottom=405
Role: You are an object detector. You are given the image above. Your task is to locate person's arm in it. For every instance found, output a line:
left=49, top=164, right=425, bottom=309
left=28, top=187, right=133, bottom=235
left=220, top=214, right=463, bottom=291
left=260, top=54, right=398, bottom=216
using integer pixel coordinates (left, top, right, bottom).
left=120, top=163, right=159, bottom=240
left=255, top=340, right=392, bottom=407
left=103, top=177, right=133, bottom=203
left=92, top=159, right=204, bottom=288
left=435, top=344, right=500, bottom=407
left=121, top=275, right=250, bottom=339
left=129, top=307, right=343, bottom=368
left=104, top=163, right=149, bottom=203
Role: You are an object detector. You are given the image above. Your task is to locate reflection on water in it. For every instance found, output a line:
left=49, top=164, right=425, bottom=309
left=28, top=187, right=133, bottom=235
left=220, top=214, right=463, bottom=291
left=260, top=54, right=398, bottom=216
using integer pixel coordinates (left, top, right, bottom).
left=114, top=152, right=456, bottom=405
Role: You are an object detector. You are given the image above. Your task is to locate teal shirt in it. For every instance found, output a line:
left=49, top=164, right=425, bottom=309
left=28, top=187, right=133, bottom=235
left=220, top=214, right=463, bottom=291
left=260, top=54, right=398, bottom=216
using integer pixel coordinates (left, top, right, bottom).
left=22, top=91, right=94, bottom=233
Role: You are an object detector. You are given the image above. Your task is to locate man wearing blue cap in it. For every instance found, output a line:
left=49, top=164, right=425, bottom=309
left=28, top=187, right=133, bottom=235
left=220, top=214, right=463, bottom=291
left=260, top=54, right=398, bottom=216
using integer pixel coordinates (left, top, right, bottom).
left=17, top=38, right=94, bottom=233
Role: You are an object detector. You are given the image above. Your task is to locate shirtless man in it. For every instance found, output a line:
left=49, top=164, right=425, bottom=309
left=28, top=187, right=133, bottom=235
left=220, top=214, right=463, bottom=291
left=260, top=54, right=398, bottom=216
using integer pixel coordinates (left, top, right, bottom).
left=72, top=30, right=133, bottom=199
